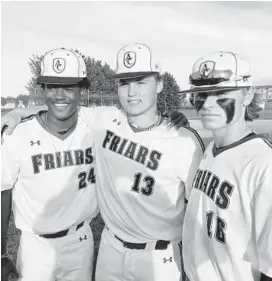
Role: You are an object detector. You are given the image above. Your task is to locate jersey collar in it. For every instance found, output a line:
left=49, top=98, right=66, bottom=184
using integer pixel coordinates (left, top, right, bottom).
left=36, top=110, right=78, bottom=141
left=212, top=132, right=259, bottom=157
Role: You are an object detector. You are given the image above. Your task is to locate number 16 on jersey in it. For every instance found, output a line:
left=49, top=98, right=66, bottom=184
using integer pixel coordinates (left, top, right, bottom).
left=206, top=210, right=227, bottom=244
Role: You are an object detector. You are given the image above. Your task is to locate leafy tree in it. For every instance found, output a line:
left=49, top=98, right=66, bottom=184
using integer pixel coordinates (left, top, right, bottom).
left=4, top=96, right=16, bottom=104
left=1, top=97, right=7, bottom=106
left=16, top=94, right=31, bottom=106
left=74, top=50, right=118, bottom=107
left=157, top=72, right=181, bottom=113
left=25, top=55, right=43, bottom=96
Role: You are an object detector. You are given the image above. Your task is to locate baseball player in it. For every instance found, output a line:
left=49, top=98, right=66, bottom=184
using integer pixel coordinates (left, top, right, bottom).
left=179, top=51, right=272, bottom=281
left=90, top=43, right=204, bottom=281
left=1, top=48, right=98, bottom=281
left=2, top=43, right=199, bottom=281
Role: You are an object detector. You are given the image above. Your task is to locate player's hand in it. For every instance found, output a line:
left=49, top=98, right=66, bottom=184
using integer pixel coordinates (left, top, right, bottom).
left=1, top=256, right=20, bottom=281
left=162, top=110, right=190, bottom=130
left=1, top=112, right=22, bottom=144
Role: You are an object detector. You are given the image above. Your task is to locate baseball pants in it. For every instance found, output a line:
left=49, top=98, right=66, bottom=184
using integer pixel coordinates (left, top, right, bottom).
left=95, top=226, right=183, bottom=281
left=16, top=220, right=94, bottom=281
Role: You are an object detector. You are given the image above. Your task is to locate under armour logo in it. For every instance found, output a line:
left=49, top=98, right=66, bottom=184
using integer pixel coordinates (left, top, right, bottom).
left=30, top=141, right=41, bottom=146
left=113, top=119, right=121, bottom=125
left=79, top=235, right=87, bottom=242
left=163, top=257, right=173, bottom=263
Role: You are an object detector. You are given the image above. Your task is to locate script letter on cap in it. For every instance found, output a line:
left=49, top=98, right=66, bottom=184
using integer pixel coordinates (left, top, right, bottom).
left=53, top=58, right=66, bottom=73
left=123, top=52, right=136, bottom=68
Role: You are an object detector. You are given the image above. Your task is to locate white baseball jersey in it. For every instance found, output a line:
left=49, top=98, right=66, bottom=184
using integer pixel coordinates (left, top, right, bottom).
left=91, top=106, right=204, bottom=243
left=1, top=108, right=98, bottom=234
left=183, top=133, right=272, bottom=281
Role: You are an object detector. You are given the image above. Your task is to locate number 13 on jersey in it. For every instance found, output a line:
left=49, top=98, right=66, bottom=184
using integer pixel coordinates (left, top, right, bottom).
left=131, top=172, right=155, bottom=196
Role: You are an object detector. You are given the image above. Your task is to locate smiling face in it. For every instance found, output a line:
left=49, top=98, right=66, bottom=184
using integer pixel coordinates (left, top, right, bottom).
left=43, top=84, right=81, bottom=121
left=194, top=89, right=249, bottom=131
left=117, top=74, right=163, bottom=117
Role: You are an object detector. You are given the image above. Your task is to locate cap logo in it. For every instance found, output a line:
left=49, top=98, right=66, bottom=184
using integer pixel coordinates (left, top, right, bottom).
left=199, top=61, right=215, bottom=78
left=53, top=58, right=66, bottom=73
left=123, top=51, right=136, bottom=68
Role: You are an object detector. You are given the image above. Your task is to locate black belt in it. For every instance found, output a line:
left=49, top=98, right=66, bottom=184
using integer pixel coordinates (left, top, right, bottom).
left=114, top=234, right=170, bottom=250
left=39, top=221, right=84, bottom=239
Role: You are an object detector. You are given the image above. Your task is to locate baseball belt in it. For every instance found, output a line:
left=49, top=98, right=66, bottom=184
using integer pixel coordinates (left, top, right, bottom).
left=39, top=221, right=85, bottom=239
left=108, top=227, right=170, bottom=250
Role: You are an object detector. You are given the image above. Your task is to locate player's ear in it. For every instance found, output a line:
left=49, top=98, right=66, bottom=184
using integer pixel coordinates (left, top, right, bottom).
left=156, top=79, right=163, bottom=94
left=242, top=87, right=254, bottom=106
left=80, top=88, right=88, bottom=98
left=39, top=84, right=45, bottom=94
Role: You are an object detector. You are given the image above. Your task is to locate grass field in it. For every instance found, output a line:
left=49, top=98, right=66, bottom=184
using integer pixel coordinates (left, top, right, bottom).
left=2, top=108, right=272, bottom=281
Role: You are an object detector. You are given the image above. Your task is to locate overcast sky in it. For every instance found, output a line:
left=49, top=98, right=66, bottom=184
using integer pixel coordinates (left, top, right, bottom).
left=2, top=1, right=272, bottom=97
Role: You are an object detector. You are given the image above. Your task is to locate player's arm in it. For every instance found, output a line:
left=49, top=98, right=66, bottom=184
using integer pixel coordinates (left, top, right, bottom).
left=1, top=106, right=46, bottom=136
left=252, top=157, right=272, bottom=280
left=162, top=110, right=190, bottom=129
left=79, top=105, right=120, bottom=131
left=1, top=132, right=20, bottom=280
left=1, top=189, right=19, bottom=281
left=182, top=132, right=204, bottom=202
left=1, top=132, right=20, bottom=249
left=1, top=189, right=12, bottom=256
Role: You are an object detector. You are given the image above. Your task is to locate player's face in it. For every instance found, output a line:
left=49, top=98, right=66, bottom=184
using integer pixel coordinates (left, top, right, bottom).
left=43, top=84, right=81, bottom=121
left=195, top=89, right=247, bottom=131
left=117, top=75, right=163, bottom=117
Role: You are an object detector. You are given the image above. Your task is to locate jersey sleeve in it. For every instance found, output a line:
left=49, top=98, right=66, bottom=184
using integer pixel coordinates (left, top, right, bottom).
left=177, top=128, right=204, bottom=201
left=79, top=106, right=120, bottom=130
left=1, top=132, right=20, bottom=191
left=78, top=106, right=96, bottom=131
left=251, top=157, right=272, bottom=277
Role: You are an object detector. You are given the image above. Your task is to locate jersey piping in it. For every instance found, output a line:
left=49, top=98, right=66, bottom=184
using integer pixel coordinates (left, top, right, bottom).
left=181, top=125, right=206, bottom=152
left=211, top=132, right=267, bottom=157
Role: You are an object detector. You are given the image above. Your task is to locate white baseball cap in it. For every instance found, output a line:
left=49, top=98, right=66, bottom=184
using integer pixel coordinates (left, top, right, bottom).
left=180, top=51, right=252, bottom=93
left=110, top=43, right=161, bottom=79
left=36, top=48, right=88, bottom=85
